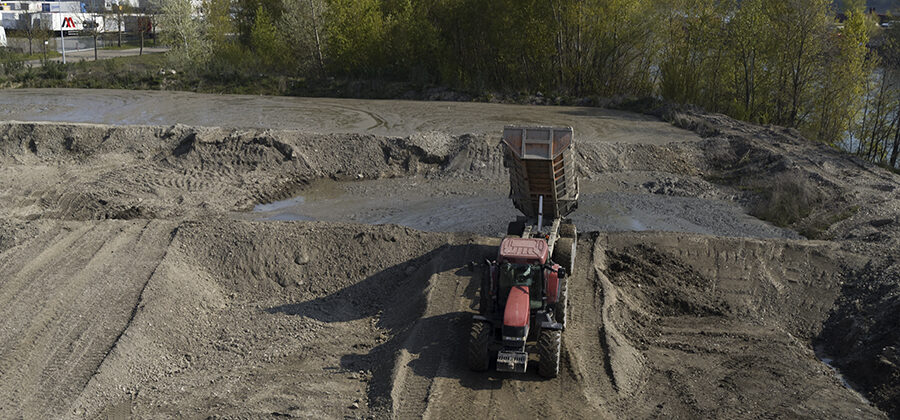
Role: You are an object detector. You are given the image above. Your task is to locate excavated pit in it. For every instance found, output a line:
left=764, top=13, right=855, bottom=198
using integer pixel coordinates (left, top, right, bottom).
left=0, top=100, right=898, bottom=419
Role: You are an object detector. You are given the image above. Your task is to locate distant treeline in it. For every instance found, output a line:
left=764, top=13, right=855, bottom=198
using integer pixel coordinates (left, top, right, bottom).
left=157, top=0, right=900, bottom=166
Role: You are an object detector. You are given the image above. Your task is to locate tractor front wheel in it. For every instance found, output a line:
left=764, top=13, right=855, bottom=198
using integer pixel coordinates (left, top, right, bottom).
left=554, top=237, right=575, bottom=276
left=468, top=321, right=491, bottom=371
left=538, top=329, right=561, bottom=378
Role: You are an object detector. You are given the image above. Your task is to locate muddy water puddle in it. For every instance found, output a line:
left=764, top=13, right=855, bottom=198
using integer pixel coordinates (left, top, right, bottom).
left=240, top=179, right=797, bottom=239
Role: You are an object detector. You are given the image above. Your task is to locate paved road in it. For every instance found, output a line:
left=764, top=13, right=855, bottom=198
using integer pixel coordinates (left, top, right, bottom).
left=25, top=47, right=167, bottom=67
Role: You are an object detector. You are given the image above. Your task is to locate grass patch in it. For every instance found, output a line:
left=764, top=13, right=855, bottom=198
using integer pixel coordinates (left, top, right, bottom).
left=1, top=50, right=61, bottom=63
left=99, top=42, right=146, bottom=51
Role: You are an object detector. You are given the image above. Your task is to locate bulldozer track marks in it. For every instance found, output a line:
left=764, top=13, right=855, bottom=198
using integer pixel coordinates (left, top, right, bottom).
left=0, top=220, right=176, bottom=418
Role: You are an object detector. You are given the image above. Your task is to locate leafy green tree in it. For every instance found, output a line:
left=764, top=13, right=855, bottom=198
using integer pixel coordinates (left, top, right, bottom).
left=766, top=0, right=830, bottom=127
left=814, top=3, right=873, bottom=146
left=158, top=0, right=210, bottom=65
left=727, top=0, right=774, bottom=121
left=250, top=5, right=289, bottom=69
left=658, top=0, right=733, bottom=108
left=279, top=0, right=328, bottom=74
left=202, top=0, right=233, bottom=48
left=324, top=0, right=387, bottom=77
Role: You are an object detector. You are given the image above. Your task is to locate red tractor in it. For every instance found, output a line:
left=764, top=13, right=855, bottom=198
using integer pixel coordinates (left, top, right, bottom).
left=468, top=126, right=578, bottom=377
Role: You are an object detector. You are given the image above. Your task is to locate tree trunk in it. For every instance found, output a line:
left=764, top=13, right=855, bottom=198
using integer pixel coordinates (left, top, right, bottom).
left=308, top=0, right=325, bottom=75
left=140, top=31, right=144, bottom=56
left=93, top=34, right=98, bottom=60
left=117, top=12, right=122, bottom=47
left=890, top=106, right=900, bottom=168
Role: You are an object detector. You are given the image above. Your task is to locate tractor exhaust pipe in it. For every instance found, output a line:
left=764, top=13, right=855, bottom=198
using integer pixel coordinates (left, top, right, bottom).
left=537, top=195, right=543, bottom=231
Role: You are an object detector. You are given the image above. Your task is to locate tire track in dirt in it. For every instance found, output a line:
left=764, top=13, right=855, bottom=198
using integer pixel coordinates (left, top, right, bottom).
left=0, top=220, right=176, bottom=419
left=386, top=236, right=609, bottom=419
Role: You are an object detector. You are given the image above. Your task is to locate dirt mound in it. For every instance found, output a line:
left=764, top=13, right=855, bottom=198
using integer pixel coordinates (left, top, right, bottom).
left=666, top=110, right=900, bottom=417
left=596, top=232, right=883, bottom=418
left=0, top=121, right=504, bottom=221
left=607, top=245, right=730, bottom=317
left=8, top=220, right=471, bottom=419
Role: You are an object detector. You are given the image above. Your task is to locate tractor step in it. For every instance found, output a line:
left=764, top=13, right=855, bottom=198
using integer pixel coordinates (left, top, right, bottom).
left=496, top=350, right=528, bottom=373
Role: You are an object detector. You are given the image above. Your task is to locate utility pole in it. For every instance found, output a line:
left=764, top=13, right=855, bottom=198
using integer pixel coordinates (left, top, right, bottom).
left=53, top=5, right=67, bottom=64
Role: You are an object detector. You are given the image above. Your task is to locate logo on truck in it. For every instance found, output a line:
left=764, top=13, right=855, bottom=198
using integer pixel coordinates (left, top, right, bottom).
left=62, top=17, right=75, bottom=28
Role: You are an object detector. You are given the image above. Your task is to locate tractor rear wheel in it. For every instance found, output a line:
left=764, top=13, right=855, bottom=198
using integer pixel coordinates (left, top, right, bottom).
left=538, top=329, right=561, bottom=378
left=554, top=237, right=575, bottom=275
left=555, top=276, right=568, bottom=326
left=468, top=321, right=491, bottom=372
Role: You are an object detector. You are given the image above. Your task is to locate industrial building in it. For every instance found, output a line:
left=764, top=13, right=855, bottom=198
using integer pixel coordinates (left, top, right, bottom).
left=0, top=1, right=140, bottom=32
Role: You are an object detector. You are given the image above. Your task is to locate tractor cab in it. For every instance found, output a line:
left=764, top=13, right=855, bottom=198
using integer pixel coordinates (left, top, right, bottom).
left=497, top=238, right=551, bottom=310
left=497, top=262, right=544, bottom=310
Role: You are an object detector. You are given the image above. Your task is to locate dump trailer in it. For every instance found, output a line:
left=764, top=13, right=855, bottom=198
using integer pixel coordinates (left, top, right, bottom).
left=468, top=126, right=579, bottom=378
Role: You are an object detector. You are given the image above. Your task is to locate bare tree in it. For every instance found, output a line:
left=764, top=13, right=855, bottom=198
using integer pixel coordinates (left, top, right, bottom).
left=137, top=13, right=153, bottom=55
left=19, top=11, right=38, bottom=55
left=111, top=2, right=128, bottom=47
left=280, top=0, right=327, bottom=75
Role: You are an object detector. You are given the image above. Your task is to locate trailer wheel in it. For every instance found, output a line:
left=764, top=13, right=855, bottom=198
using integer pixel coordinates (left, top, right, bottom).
left=468, top=321, right=491, bottom=372
left=506, top=221, right=525, bottom=237
left=538, top=329, right=561, bottom=378
left=554, top=237, right=576, bottom=275
left=560, top=223, right=577, bottom=239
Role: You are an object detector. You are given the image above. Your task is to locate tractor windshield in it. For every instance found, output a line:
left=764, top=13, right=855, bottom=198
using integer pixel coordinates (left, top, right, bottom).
left=500, top=263, right=539, bottom=287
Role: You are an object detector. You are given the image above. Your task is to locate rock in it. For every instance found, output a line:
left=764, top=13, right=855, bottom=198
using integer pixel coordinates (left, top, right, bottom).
left=294, top=249, right=310, bottom=265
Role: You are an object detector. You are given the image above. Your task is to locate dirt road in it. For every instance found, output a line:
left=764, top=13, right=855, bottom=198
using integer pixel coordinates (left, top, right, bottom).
left=0, top=92, right=898, bottom=418
left=0, top=88, right=696, bottom=142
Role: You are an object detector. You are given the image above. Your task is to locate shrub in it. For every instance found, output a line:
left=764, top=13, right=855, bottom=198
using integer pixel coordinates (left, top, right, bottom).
left=751, top=173, right=822, bottom=228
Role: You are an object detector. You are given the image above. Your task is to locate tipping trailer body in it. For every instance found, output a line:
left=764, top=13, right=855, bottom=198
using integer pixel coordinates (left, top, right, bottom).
left=501, top=126, right=578, bottom=222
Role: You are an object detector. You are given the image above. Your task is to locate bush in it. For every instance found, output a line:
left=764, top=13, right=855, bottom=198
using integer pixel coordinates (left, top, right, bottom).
left=0, top=48, right=25, bottom=75
left=751, top=173, right=822, bottom=228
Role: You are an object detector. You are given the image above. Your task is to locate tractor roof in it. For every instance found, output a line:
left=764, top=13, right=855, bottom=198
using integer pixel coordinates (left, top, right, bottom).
left=499, top=237, right=548, bottom=264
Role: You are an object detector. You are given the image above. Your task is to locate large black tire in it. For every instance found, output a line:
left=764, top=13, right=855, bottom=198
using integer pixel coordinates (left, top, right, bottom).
left=506, top=221, right=526, bottom=237
left=538, top=329, right=561, bottom=378
left=468, top=321, right=491, bottom=372
left=554, top=237, right=575, bottom=276
left=554, top=275, right=568, bottom=326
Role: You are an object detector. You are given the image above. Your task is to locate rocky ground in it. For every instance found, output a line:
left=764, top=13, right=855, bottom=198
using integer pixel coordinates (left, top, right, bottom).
left=0, top=95, right=898, bottom=419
